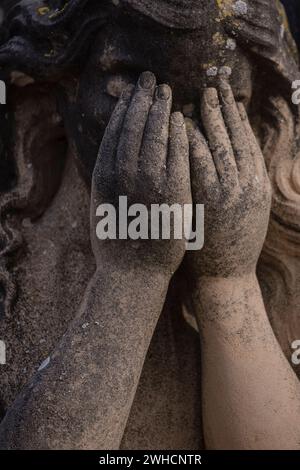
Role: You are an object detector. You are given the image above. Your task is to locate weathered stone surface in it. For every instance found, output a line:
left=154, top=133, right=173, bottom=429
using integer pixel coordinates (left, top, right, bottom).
left=0, top=0, right=299, bottom=449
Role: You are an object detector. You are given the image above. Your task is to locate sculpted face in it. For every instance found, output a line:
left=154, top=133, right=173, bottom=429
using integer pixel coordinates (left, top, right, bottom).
left=64, top=1, right=253, bottom=180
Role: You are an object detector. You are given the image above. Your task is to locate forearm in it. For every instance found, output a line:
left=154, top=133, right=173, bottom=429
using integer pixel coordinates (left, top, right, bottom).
left=193, top=273, right=300, bottom=450
left=0, top=264, right=169, bottom=449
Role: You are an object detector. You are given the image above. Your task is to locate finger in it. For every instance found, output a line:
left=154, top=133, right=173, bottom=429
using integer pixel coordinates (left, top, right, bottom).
left=93, top=85, right=134, bottom=198
left=116, top=71, right=156, bottom=186
left=219, top=80, right=251, bottom=184
left=237, top=103, right=267, bottom=183
left=201, top=88, right=239, bottom=189
left=167, top=112, right=189, bottom=190
left=139, top=84, right=172, bottom=183
left=185, top=118, right=219, bottom=202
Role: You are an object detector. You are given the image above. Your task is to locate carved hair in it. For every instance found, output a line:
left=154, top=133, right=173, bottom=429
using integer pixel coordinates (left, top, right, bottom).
left=0, top=0, right=108, bottom=77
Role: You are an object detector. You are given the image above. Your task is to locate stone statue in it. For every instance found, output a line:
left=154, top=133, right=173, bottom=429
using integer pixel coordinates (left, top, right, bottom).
left=0, top=0, right=299, bottom=449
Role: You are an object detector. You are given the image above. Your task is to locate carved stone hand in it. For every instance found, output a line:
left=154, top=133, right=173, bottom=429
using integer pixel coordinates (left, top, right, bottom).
left=91, top=71, right=192, bottom=277
left=186, top=81, right=272, bottom=279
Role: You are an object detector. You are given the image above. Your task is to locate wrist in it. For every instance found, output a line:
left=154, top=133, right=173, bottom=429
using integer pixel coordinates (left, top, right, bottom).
left=190, top=272, right=260, bottom=328
left=195, top=272, right=257, bottom=295
left=81, top=260, right=170, bottom=334
left=94, top=258, right=171, bottom=296
left=94, top=245, right=176, bottom=283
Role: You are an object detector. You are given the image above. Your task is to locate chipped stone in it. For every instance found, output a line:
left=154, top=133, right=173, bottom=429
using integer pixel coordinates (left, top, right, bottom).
left=233, top=1, right=248, bottom=16
left=219, top=66, right=232, bottom=77
left=206, top=66, right=218, bottom=77
left=226, top=38, right=236, bottom=51
left=38, top=356, right=50, bottom=372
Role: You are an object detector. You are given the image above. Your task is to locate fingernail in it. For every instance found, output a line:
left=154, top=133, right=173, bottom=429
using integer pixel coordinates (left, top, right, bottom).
left=138, top=71, right=156, bottom=90
left=172, top=112, right=184, bottom=126
left=204, top=88, right=219, bottom=108
left=156, top=84, right=171, bottom=100
left=219, top=80, right=233, bottom=105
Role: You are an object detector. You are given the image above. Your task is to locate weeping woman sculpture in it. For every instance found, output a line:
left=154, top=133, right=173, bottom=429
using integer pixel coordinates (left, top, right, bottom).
left=0, top=0, right=299, bottom=449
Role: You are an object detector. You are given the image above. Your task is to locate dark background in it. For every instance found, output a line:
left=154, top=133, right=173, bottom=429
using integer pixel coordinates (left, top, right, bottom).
left=281, top=0, right=300, bottom=48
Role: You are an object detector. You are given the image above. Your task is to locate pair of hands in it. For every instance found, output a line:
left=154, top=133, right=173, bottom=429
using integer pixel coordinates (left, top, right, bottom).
left=91, top=71, right=272, bottom=280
